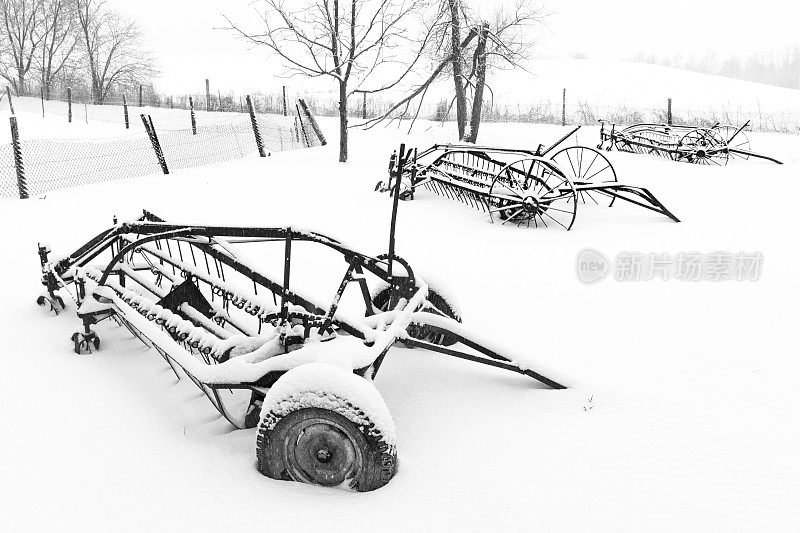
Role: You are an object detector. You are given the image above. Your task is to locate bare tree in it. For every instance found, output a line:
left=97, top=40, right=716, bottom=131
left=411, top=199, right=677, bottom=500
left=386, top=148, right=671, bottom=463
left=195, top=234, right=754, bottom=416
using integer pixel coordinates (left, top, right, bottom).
left=364, top=0, right=544, bottom=143
left=36, top=0, right=76, bottom=99
left=228, top=0, right=436, bottom=163
left=75, top=0, right=155, bottom=104
left=0, top=0, right=44, bottom=94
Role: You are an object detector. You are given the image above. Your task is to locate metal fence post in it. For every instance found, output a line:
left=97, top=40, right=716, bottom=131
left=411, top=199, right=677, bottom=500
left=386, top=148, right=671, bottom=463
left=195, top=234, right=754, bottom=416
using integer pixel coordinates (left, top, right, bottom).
left=9, top=116, right=27, bottom=199
left=205, top=79, right=210, bottom=112
left=282, top=86, right=287, bottom=116
left=246, top=95, right=266, bottom=157
left=298, top=98, right=327, bottom=146
left=122, top=94, right=129, bottom=129
left=6, top=86, right=14, bottom=115
left=40, top=87, right=45, bottom=117
left=189, top=96, right=197, bottom=135
left=67, top=87, right=72, bottom=123
left=562, top=88, right=566, bottom=126
left=141, top=114, right=169, bottom=174
left=667, top=97, right=673, bottom=125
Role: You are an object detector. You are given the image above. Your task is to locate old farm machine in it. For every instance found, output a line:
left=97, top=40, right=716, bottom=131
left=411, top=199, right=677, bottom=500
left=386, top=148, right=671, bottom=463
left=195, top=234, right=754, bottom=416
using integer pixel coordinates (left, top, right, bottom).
left=36, top=204, right=566, bottom=492
left=375, top=127, right=679, bottom=230
left=598, top=120, right=782, bottom=165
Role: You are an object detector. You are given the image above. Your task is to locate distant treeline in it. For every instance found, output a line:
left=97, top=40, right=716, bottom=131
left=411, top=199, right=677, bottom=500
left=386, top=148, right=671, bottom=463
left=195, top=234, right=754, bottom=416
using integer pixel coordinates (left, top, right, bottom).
left=629, top=47, right=800, bottom=90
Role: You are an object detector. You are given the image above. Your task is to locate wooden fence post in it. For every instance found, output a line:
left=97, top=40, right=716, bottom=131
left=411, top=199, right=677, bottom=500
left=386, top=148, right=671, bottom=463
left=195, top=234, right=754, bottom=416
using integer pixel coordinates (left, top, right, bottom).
left=141, top=114, right=169, bottom=174
left=122, top=94, right=129, bottom=129
left=67, top=87, right=72, bottom=123
left=9, top=116, right=27, bottom=199
left=282, top=86, right=287, bottom=116
left=298, top=98, right=327, bottom=146
left=667, top=97, right=673, bottom=125
left=562, top=88, right=566, bottom=126
left=205, top=79, right=210, bottom=112
left=6, top=86, right=14, bottom=115
left=362, top=92, right=367, bottom=120
left=189, top=96, right=197, bottom=134
left=246, top=95, right=266, bottom=157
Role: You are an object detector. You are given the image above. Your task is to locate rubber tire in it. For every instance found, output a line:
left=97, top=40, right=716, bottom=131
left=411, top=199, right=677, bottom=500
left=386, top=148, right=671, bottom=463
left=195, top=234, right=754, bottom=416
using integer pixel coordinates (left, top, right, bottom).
left=257, top=402, right=397, bottom=492
left=372, top=286, right=461, bottom=346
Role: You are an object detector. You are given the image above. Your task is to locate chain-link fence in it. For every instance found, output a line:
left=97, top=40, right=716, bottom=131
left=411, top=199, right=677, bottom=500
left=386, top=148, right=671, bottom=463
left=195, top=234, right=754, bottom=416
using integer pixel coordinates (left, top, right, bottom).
left=0, top=99, right=325, bottom=198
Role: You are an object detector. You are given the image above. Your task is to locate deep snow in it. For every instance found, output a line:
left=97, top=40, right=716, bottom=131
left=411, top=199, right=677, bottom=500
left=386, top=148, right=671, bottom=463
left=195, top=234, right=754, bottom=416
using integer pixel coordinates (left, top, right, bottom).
left=1, top=112, right=799, bottom=532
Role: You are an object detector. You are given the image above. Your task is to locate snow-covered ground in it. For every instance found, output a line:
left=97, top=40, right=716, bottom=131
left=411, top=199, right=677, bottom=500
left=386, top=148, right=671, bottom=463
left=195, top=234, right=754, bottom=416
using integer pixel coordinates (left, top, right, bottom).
left=1, top=112, right=799, bottom=531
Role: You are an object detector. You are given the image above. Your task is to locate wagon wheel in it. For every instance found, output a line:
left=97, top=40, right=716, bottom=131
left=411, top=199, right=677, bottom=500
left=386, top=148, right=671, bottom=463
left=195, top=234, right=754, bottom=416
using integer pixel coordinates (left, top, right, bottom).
left=371, top=285, right=461, bottom=346
left=488, top=159, right=577, bottom=230
left=679, top=128, right=729, bottom=166
left=716, top=124, right=751, bottom=161
left=549, top=146, right=618, bottom=207
left=257, top=364, right=397, bottom=492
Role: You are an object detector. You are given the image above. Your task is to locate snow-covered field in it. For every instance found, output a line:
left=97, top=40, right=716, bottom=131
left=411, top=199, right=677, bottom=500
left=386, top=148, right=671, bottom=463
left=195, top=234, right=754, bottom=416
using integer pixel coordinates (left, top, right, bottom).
left=2, top=110, right=800, bottom=532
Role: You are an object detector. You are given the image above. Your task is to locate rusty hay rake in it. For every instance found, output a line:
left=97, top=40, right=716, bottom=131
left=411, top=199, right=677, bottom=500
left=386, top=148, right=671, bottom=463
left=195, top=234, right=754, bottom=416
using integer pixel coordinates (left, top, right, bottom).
left=36, top=209, right=566, bottom=492
left=375, top=127, right=679, bottom=230
left=598, top=120, right=782, bottom=165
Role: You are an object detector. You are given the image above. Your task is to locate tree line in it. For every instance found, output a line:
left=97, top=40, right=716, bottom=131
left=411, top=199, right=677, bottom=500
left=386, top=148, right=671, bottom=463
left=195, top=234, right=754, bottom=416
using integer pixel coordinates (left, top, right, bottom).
left=0, top=0, right=156, bottom=104
left=631, top=48, right=800, bottom=90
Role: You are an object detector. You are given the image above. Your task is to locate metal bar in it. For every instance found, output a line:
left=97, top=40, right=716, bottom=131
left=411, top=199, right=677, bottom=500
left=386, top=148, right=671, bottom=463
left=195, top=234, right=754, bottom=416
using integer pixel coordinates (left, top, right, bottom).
left=281, top=231, right=292, bottom=322
left=402, top=337, right=566, bottom=389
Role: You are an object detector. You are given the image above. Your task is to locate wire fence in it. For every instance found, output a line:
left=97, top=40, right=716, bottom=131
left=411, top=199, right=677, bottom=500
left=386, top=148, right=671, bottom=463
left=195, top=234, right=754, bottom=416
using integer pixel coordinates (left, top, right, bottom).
left=0, top=98, right=325, bottom=199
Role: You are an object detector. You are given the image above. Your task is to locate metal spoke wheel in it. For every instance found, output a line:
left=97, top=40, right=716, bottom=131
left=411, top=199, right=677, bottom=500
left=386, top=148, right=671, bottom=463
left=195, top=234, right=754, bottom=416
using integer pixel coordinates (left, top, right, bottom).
left=549, top=146, right=618, bottom=206
left=679, top=128, right=729, bottom=166
left=488, top=158, right=577, bottom=230
left=716, top=124, right=751, bottom=161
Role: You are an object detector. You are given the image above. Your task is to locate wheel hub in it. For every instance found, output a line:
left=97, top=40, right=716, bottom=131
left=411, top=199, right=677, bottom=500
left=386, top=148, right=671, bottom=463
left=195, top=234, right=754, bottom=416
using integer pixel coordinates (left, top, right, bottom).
left=522, top=196, right=540, bottom=213
left=285, top=420, right=359, bottom=486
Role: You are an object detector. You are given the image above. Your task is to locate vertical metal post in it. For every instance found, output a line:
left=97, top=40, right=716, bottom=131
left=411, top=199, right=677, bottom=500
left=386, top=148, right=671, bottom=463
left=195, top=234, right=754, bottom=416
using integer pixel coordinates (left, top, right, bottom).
left=205, top=79, right=210, bottom=112
left=281, top=230, right=292, bottom=322
left=562, top=88, right=566, bottom=126
left=122, top=94, right=129, bottom=129
left=138, top=84, right=143, bottom=107
left=141, top=114, right=169, bottom=174
left=189, top=96, right=197, bottom=134
left=388, top=144, right=406, bottom=282
left=362, top=92, right=367, bottom=120
left=9, top=116, right=27, bottom=199
left=667, top=97, right=673, bottom=125
left=40, top=87, right=45, bottom=117
left=282, top=86, right=287, bottom=116
left=67, top=87, right=72, bottom=123
left=246, top=95, right=266, bottom=157
left=6, top=86, right=14, bottom=115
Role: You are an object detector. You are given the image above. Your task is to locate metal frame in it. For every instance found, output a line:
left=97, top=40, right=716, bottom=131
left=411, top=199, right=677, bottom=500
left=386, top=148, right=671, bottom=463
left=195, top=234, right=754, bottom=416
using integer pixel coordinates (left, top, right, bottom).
left=598, top=120, right=782, bottom=165
left=38, top=210, right=566, bottom=430
left=376, top=127, right=679, bottom=229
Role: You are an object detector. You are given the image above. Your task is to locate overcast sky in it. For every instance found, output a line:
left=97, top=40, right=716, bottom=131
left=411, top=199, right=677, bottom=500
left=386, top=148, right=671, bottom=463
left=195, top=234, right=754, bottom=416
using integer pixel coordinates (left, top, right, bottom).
left=107, top=0, right=800, bottom=94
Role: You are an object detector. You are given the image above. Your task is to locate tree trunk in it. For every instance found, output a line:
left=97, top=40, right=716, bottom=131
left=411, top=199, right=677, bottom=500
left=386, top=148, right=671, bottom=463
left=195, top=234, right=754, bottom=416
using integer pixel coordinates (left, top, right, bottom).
left=448, top=0, right=467, bottom=140
left=338, top=80, right=348, bottom=162
left=464, top=23, right=489, bottom=143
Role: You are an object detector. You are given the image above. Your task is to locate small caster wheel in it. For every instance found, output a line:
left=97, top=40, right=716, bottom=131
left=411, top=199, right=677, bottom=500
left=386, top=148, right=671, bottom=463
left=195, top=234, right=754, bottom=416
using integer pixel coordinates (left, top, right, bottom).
left=37, top=294, right=64, bottom=315
left=71, top=331, right=100, bottom=354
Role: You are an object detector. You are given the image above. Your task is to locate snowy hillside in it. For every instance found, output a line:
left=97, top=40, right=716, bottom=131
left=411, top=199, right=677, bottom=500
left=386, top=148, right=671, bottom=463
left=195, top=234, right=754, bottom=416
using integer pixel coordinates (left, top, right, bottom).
left=1, top=108, right=799, bottom=531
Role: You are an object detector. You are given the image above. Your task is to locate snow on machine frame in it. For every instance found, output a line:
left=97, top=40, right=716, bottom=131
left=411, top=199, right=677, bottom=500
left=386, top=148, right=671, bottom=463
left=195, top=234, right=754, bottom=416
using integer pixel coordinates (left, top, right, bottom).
left=597, top=120, right=783, bottom=165
left=36, top=209, right=565, bottom=492
left=375, top=126, right=679, bottom=230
